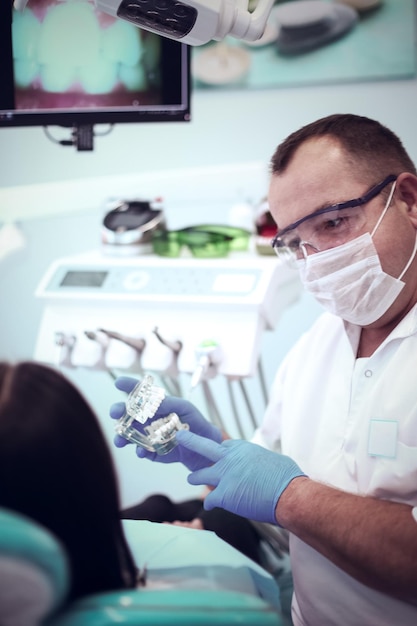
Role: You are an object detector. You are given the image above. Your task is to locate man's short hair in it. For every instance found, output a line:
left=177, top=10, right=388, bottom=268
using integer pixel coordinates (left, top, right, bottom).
left=270, top=114, right=416, bottom=182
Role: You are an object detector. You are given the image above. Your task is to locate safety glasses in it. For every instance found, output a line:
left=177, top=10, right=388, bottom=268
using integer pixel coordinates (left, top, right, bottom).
left=271, top=174, right=397, bottom=264
left=151, top=225, right=251, bottom=258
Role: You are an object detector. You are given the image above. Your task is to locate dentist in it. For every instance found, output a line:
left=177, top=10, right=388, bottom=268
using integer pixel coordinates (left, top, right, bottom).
left=111, top=114, right=417, bottom=625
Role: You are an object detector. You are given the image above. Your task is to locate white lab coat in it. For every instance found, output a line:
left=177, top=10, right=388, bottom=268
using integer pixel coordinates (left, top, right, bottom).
left=252, top=307, right=417, bottom=625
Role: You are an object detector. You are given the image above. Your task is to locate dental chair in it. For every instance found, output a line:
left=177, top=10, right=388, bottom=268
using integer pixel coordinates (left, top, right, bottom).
left=0, top=508, right=284, bottom=626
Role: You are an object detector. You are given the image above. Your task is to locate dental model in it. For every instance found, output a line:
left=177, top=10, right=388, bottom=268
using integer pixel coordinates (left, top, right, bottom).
left=115, top=374, right=189, bottom=455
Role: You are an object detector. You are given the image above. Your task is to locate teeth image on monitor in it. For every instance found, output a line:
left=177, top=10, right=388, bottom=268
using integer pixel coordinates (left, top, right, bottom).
left=12, top=10, right=41, bottom=87
left=103, top=19, right=143, bottom=67
left=38, top=2, right=100, bottom=92
left=79, top=56, right=118, bottom=94
left=119, top=62, right=147, bottom=91
left=3, top=0, right=190, bottom=138
left=102, top=19, right=147, bottom=91
left=13, top=1, right=154, bottom=95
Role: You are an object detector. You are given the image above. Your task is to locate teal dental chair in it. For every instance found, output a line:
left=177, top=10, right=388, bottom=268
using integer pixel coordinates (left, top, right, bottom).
left=0, top=508, right=284, bottom=626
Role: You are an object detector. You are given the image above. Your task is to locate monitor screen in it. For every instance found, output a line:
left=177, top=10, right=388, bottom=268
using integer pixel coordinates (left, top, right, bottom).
left=0, top=1, right=191, bottom=133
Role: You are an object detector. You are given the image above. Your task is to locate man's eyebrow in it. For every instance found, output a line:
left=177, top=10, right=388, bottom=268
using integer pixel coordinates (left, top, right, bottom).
left=311, top=192, right=367, bottom=215
left=277, top=196, right=356, bottom=235
left=311, top=200, right=336, bottom=214
left=304, top=197, right=345, bottom=219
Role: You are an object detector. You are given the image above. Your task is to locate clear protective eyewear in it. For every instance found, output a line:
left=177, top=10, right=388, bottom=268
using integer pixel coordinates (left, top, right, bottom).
left=271, top=174, right=397, bottom=265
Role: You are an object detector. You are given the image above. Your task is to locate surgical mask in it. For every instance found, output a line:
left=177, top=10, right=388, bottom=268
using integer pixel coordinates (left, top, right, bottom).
left=298, top=182, right=417, bottom=325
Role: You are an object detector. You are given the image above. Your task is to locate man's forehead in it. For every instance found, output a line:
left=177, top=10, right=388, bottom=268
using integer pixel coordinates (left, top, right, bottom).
left=277, top=135, right=347, bottom=174
left=269, top=137, right=357, bottom=195
left=268, top=143, right=361, bottom=229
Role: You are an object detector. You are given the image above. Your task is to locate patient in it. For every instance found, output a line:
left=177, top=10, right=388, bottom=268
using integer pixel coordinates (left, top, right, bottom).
left=0, top=359, right=285, bottom=626
left=0, top=361, right=138, bottom=602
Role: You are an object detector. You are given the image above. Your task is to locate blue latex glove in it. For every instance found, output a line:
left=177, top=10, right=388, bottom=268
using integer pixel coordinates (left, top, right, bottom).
left=109, top=376, right=222, bottom=471
left=176, top=430, right=306, bottom=525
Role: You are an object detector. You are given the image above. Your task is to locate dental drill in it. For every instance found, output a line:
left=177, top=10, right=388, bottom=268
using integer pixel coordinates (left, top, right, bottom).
left=189, top=339, right=223, bottom=392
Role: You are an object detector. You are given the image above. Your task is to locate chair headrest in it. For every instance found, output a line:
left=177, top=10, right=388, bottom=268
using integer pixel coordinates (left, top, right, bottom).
left=0, top=508, right=70, bottom=626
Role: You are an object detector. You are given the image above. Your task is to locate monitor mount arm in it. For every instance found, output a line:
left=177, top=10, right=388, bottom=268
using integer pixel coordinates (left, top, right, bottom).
left=13, top=0, right=275, bottom=46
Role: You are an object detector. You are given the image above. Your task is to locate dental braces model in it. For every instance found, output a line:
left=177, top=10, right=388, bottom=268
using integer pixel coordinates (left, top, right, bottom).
left=115, top=374, right=189, bottom=455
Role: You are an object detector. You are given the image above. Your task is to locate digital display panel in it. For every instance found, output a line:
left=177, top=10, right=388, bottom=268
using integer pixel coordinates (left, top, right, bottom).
left=0, top=0, right=190, bottom=128
left=60, top=270, right=108, bottom=288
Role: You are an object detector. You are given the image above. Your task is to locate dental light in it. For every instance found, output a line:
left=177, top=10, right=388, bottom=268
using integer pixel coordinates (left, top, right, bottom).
left=13, top=0, right=276, bottom=46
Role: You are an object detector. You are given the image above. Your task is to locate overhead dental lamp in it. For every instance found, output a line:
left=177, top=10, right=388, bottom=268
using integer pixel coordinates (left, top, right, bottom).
left=13, top=0, right=276, bottom=46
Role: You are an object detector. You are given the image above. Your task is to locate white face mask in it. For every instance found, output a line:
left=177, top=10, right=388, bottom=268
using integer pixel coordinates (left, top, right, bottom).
left=298, top=182, right=417, bottom=326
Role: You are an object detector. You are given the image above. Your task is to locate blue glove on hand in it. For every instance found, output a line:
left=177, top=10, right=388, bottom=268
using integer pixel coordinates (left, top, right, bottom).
left=109, top=376, right=223, bottom=471
left=176, top=430, right=306, bottom=525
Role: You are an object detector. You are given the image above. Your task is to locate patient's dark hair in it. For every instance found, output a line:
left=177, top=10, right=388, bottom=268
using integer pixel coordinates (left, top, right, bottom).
left=270, top=113, right=416, bottom=182
left=0, top=361, right=137, bottom=601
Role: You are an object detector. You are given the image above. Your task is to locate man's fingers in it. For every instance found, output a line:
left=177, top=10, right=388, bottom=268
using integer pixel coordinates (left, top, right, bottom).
left=109, top=401, right=126, bottom=420
left=187, top=466, right=215, bottom=487
left=176, top=430, right=224, bottom=463
left=114, top=434, right=129, bottom=448
left=114, top=376, right=139, bottom=394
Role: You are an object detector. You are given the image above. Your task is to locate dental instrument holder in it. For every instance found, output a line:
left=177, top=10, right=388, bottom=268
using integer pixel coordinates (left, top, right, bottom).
left=189, top=341, right=226, bottom=430
left=153, top=326, right=182, bottom=376
left=98, top=328, right=146, bottom=374
left=115, top=375, right=189, bottom=455
left=54, top=332, right=76, bottom=368
left=84, top=330, right=110, bottom=370
left=152, top=326, right=183, bottom=396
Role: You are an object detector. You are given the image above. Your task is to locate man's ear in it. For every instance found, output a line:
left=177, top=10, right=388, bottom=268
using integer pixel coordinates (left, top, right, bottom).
left=396, top=173, right=417, bottom=226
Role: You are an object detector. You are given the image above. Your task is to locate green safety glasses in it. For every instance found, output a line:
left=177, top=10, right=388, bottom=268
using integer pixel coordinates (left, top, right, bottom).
left=151, top=225, right=251, bottom=258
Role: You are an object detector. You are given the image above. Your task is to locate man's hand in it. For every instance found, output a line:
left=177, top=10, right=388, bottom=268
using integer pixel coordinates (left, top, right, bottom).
left=110, top=376, right=223, bottom=471
left=176, top=430, right=306, bottom=524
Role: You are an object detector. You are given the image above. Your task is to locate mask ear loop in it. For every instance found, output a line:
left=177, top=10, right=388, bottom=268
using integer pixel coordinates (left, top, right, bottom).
left=371, top=180, right=397, bottom=237
left=370, top=178, right=417, bottom=281
left=398, top=232, right=417, bottom=280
